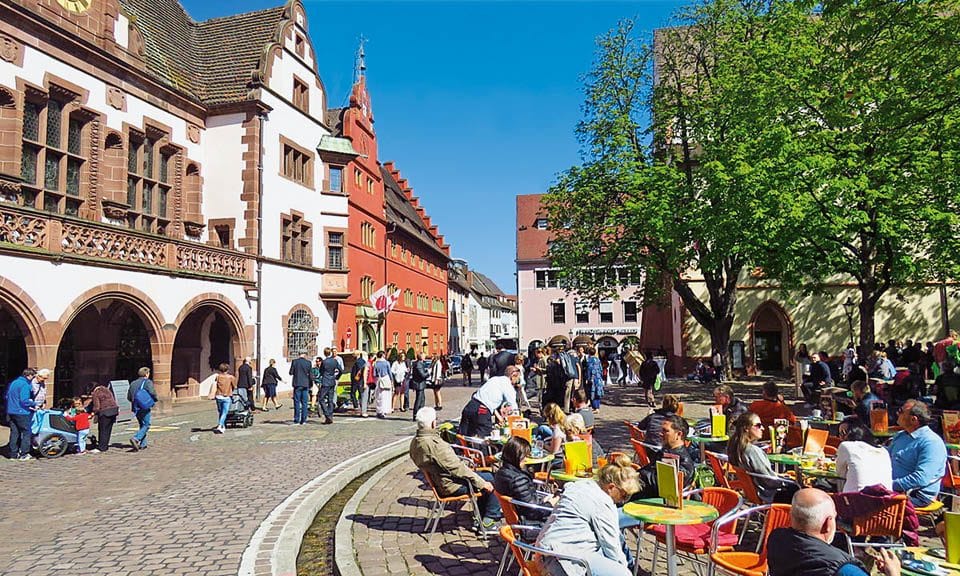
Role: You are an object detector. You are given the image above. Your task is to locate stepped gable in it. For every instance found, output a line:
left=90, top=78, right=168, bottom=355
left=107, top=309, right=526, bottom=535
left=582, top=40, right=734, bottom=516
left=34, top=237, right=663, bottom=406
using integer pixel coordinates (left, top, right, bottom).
left=118, top=0, right=288, bottom=105
left=381, top=162, right=450, bottom=259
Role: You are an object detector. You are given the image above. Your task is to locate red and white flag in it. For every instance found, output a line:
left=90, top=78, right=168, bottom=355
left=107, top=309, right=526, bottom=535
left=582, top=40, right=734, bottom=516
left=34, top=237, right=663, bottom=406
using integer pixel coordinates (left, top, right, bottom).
left=370, top=285, right=400, bottom=314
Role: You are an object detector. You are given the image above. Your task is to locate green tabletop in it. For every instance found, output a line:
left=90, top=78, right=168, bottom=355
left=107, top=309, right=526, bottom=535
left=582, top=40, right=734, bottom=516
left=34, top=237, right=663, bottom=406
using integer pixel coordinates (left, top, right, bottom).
left=873, top=430, right=898, bottom=438
left=550, top=469, right=596, bottom=483
left=899, top=548, right=960, bottom=576
left=767, top=453, right=802, bottom=466
left=801, top=466, right=843, bottom=480
left=947, top=443, right=960, bottom=451
left=523, top=454, right=556, bottom=466
left=623, top=498, right=719, bottom=525
left=688, top=435, right=729, bottom=444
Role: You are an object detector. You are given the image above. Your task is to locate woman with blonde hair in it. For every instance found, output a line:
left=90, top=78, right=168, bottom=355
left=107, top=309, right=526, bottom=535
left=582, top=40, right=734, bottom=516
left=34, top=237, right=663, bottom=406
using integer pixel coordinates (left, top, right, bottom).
left=536, top=454, right=639, bottom=576
left=535, top=402, right=568, bottom=455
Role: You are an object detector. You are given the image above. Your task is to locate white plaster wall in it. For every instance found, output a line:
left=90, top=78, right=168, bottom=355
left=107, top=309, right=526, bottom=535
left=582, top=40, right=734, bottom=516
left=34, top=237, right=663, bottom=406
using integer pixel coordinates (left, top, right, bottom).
left=113, top=14, right=129, bottom=48
left=0, top=256, right=253, bottom=327
left=4, top=47, right=202, bottom=160
left=272, top=32, right=324, bottom=115
left=202, top=113, right=246, bottom=227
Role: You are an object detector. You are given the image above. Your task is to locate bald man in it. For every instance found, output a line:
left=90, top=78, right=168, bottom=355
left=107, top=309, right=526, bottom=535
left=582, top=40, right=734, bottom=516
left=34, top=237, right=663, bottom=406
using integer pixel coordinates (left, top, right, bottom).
left=767, top=488, right=900, bottom=576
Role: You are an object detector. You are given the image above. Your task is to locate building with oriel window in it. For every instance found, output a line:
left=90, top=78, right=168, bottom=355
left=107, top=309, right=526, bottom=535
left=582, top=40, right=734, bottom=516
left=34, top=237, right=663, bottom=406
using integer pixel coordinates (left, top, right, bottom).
left=0, top=0, right=355, bottom=406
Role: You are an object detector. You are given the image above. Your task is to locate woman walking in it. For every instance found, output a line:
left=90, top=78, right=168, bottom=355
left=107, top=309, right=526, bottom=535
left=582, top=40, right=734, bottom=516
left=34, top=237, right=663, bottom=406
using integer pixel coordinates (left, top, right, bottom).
left=210, top=363, right=235, bottom=434
left=89, top=381, right=119, bottom=452
left=585, top=346, right=604, bottom=413
left=373, top=351, right=393, bottom=418
left=391, top=353, right=408, bottom=411
left=260, top=359, right=283, bottom=411
left=430, top=354, right=445, bottom=410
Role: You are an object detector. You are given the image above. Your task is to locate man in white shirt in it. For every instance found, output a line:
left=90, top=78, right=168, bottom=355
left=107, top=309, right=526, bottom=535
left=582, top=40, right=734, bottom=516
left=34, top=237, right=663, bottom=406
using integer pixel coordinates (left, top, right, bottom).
left=458, top=366, right=521, bottom=437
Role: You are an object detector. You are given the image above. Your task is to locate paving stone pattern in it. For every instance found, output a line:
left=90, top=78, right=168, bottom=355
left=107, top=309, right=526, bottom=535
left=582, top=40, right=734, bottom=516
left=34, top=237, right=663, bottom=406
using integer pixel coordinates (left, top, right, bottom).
left=0, top=382, right=476, bottom=576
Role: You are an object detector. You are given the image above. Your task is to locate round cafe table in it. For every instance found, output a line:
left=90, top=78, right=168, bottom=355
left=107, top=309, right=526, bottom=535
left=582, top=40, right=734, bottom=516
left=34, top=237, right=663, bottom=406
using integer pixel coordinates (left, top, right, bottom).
left=623, top=498, right=718, bottom=576
left=549, top=469, right=596, bottom=483
left=688, top=435, right=729, bottom=462
left=899, top=548, right=960, bottom=576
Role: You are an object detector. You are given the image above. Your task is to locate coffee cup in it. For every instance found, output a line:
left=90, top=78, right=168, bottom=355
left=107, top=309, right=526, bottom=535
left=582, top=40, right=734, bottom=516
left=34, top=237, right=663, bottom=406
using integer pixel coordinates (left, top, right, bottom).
left=812, top=409, right=822, bottom=419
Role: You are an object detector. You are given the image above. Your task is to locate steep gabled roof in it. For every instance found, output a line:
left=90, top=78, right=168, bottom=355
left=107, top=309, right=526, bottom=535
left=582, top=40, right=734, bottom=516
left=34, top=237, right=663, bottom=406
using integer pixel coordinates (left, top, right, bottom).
left=381, top=164, right=450, bottom=261
left=119, top=0, right=288, bottom=105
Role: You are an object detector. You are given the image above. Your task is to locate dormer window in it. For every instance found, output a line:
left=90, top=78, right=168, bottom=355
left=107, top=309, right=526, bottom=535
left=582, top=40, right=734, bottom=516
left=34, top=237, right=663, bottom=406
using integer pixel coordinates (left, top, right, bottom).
left=293, top=78, right=309, bottom=113
left=534, top=217, right=548, bottom=230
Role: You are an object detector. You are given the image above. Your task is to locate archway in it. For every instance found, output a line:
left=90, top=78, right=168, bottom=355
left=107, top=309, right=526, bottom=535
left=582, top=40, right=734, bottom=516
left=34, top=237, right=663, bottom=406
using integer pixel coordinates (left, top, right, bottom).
left=361, top=323, right=378, bottom=353
left=55, top=300, right=155, bottom=403
left=750, top=301, right=794, bottom=375
left=0, top=306, right=28, bottom=391
left=171, top=305, right=241, bottom=397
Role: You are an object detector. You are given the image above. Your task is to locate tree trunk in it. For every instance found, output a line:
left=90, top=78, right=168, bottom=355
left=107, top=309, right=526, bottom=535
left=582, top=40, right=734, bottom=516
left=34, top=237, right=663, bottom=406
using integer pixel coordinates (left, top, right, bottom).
left=710, top=317, right=734, bottom=379
left=858, top=294, right=877, bottom=362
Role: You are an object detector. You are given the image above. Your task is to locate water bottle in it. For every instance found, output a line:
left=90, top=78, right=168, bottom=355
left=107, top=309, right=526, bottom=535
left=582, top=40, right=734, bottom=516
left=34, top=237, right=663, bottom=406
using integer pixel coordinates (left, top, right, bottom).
left=534, top=439, right=545, bottom=458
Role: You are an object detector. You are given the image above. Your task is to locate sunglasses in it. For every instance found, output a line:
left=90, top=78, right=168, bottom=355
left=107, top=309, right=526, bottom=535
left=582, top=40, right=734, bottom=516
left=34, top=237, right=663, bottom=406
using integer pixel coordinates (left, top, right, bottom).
left=751, top=422, right=764, bottom=429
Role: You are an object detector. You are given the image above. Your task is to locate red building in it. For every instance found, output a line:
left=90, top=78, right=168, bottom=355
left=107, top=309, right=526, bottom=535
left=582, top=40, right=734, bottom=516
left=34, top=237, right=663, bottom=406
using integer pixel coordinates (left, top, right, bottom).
left=332, top=73, right=449, bottom=355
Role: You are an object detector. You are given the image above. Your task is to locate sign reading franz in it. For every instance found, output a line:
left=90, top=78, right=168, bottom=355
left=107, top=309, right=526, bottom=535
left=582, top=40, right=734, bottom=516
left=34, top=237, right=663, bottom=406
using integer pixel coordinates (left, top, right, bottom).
left=572, top=327, right=639, bottom=336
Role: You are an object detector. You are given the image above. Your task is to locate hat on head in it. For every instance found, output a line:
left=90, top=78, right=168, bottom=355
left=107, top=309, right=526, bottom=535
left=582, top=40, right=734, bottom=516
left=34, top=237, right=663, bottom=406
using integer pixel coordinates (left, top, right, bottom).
left=548, top=335, right=570, bottom=349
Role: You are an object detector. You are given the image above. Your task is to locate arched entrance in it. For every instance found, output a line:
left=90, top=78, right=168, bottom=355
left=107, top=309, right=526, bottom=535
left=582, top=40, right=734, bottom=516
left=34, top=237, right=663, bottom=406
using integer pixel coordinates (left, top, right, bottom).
left=361, top=323, right=378, bottom=353
left=0, top=306, right=28, bottom=387
left=55, top=300, right=155, bottom=403
left=750, top=301, right=794, bottom=375
left=171, top=305, right=241, bottom=395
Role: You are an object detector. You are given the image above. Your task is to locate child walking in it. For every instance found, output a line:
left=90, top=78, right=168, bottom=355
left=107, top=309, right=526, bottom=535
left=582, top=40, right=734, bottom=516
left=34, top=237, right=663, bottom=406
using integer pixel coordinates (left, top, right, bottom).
left=64, top=397, right=92, bottom=454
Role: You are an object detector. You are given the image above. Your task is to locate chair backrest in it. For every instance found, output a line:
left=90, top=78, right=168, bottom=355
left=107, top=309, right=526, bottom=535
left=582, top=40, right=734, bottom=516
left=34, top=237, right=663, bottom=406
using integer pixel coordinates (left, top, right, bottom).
left=784, top=426, right=804, bottom=450
left=826, top=435, right=842, bottom=448
left=705, top=451, right=731, bottom=489
left=729, top=465, right=765, bottom=506
left=417, top=466, right=446, bottom=501
left=513, top=426, right=533, bottom=443
left=758, top=504, right=793, bottom=564
left=823, top=445, right=837, bottom=456
left=834, top=493, right=906, bottom=539
left=456, top=434, right=491, bottom=468
left=701, top=487, right=743, bottom=534
left=624, top=420, right=645, bottom=441
left=495, top=492, right=521, bottom=526
left=630, top=438, right=651, bottom=467
left=498, top=525, right=532, bottom=575
left=804, top=428, right=829, bottom=455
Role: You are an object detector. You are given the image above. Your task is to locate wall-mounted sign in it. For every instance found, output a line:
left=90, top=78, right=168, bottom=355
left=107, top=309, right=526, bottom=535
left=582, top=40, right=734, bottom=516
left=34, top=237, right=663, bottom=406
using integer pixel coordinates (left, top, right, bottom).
left=572, top=327, right=639, bottom=336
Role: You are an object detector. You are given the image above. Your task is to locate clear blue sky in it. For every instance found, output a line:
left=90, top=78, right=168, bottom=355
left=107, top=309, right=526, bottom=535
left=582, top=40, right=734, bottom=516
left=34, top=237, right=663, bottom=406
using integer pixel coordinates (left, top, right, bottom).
left=182, top=0, right=684, bottom=293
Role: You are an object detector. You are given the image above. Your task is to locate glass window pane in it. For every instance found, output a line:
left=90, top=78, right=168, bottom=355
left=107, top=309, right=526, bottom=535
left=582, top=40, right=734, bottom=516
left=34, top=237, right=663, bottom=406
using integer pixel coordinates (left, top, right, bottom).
left=46, top=100, right=61, bottom=148
left=20, top=145, right=37, bottom=185
left=144, top=139, right=154, bottom=179
left=21, top=189, right=37, bottom=209
left=68, top=119, right=83, bottom=155
left=159, top=154, right=169, bottom=183
left=158, top=188, right=167, bottom=217
left=44, top=153, right=60, bottom=191
left=142, top=182, right=153, bottom=214
left=328, top=246, right=342, bottom=269
left=43, top=193, right=60, bottom=213
left=64, top=198, right=80, bottom=217
left=128, top=141, right=139, bottom=174
left=23, top=102, right=39, bottom=141
left=127, top=177, right=137, bottom=207
left=66, top=158, right=81, bottom=196
left=330, top=167, right=342, bottom=192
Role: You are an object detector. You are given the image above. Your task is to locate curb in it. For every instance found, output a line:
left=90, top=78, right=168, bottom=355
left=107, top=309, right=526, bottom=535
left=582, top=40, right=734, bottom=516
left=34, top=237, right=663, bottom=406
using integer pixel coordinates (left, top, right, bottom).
left=334, top=454, right=409, bottom=576
left=237, top=436, right=411, bottom=576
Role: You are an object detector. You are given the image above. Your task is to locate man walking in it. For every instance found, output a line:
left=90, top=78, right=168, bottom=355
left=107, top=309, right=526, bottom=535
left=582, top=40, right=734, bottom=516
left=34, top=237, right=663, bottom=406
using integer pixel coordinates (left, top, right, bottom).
left=318, top=347, right=342, bottom=424
left=128, top=367, right=157, bottom=451
left=488, top=342, right=515, bottom=377
left=477, top=353, right=488, bottom=382
left=289, top=351, right=312, bottom=425
left=462, top=353, right=474, bottom=386
left=5, top=368, right=38, bottom=460
left=410, top=351, right=431, bottom=420
left=237, top=357, right=254, bottom=410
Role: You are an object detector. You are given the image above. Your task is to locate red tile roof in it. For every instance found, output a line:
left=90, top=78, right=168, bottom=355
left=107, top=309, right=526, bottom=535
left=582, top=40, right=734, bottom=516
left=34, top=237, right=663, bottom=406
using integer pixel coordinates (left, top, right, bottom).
left=516, top=194, right=552, bottom=263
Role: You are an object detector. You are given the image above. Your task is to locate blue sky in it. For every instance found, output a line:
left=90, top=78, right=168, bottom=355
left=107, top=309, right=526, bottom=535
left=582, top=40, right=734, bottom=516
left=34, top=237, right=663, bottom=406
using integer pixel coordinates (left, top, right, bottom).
left=182, top=0, right=684, bottom=292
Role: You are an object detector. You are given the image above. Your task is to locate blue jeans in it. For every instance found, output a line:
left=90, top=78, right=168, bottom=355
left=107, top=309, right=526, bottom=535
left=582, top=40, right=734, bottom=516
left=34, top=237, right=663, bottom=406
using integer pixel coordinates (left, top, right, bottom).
left=216, top=396, right=231, bottom=428
left=318, top=385, right=336, bottom=419
left=77, top=428, right=89, bottom=452
left=133, top=409, right=151, bottom=447
left=293, top=387, right=309, bottom=423
left=7, top=413, right=32, bottom=458
left=450, top=471, right=501, bottom=520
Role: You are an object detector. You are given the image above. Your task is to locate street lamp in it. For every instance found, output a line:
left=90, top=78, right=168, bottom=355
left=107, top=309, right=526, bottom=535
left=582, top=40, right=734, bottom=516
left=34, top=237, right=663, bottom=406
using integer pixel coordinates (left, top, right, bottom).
left=842, top=297, right=856, bottom=349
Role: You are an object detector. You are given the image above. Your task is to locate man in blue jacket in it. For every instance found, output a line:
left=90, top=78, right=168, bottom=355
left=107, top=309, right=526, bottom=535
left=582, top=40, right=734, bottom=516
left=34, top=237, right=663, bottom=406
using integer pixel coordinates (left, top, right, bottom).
left=5, top=368, right=38, bottom=460
left=289, top=351, right=312, bottom=425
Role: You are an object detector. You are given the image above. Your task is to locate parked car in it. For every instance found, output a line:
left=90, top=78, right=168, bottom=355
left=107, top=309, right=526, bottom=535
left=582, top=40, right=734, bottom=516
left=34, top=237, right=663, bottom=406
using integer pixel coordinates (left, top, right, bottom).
left=447, top=354, right=462, bottom=375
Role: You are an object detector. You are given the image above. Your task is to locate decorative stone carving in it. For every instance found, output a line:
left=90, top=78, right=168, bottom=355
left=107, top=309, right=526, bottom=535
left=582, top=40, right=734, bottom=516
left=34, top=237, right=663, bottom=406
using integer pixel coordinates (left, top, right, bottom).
left=176, top=245, right=248, bottom=279
left=186, top=124, right=201, bottom=144
left=0, top=178, right=20, bottom=204
left=0, top=206, right=46, bottom=248
left=106, top=87, right=126, bottom=110
left=61, top=223, right=168, bottom=266
left=101, top=199, right=128, bottom=221
left=0, top=34, right=22, bottom=66
left=183, top=220, right=205, bottom=238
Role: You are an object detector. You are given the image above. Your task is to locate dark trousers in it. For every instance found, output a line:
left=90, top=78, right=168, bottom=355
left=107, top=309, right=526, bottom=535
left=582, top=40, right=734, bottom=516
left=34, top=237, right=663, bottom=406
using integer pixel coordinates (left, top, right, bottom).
left=350, top=381, right=362, bottom=409
left=7, top=413, right=31, bottom=458
left=450, top=470, right=501, bottom=520
left=458, top=397, right=493, bottom=438
left=464, top=369, right=473, bottom=385
left=318, top=385, right=336, bottom=419
left=97, top=413, right=117, bottom=451
left=412, top=383, right=426, bottom=420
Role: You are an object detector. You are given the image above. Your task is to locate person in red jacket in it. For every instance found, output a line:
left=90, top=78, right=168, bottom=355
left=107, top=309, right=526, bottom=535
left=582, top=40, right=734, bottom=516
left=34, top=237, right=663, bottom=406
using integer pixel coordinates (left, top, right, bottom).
left=64, top=398, right=92, bottom=454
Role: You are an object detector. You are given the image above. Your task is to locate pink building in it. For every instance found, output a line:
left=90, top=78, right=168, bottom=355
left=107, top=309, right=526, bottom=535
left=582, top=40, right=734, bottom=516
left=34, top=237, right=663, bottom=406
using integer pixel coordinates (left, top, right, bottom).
left=515, top=194, right=675, bottom=360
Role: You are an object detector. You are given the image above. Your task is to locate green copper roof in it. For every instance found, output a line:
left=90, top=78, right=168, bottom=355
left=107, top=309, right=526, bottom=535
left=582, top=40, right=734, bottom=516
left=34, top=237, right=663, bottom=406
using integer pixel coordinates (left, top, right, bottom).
left=317, top=136, right=359, bottom=156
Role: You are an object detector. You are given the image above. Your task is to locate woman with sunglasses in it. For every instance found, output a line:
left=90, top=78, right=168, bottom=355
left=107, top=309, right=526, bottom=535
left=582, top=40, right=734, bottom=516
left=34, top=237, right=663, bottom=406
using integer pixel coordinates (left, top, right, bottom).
left=728, top=412, right=798, bottom=503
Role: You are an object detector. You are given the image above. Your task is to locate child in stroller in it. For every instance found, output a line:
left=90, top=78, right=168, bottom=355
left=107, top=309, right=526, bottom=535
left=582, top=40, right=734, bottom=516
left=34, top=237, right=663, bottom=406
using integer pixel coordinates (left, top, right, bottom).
left=31, top=408, right=95, bottom=458
left=224, top=390, right=254, bottom=428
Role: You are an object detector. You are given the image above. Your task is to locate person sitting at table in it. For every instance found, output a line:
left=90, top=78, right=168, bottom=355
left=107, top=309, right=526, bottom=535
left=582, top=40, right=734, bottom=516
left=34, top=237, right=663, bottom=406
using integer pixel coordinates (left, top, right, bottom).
left=749, top=382, right=797, bottom=428
left=493, top=436, right=555, bottom=523
left=870, top=350, right=897, bottom=381
left=803, top=352, right=834, bottom=405
left=835, top=422, right=892, bottom=493
left=458, top=365, right=521, bottom=438
left=843, top=380, right=880, bottom=426
left=728, top=412, right=799, bottom=504
left=888, top=399, right=947, bottom=507
left=767, top=488, right=901, bottom=576
left=633, top=414, right=696, bottom=500
left=636, top=394, right=681, bottom=447
left=934, top=359, right=960, bottom=410
left=409, top=407, right=502, bottom=531
left=572, top=389, right=595, bottom=429
left=536, top=454, right=640, bottom=576
left=535, top=402, right=568, bottom=455
left=714, top=385, right=748, bottom=432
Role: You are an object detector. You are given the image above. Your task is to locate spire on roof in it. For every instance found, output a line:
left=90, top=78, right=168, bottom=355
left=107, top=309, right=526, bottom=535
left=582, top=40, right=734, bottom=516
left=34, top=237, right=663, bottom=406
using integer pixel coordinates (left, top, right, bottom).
left=354, top=35, right=367, bottom=83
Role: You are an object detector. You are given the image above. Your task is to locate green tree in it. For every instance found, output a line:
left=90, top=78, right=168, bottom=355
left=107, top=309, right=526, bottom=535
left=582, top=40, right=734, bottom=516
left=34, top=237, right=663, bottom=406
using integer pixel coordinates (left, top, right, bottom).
left=545, top=2, right=788, bottom=371
left=757, top=0, right=960, bottom=354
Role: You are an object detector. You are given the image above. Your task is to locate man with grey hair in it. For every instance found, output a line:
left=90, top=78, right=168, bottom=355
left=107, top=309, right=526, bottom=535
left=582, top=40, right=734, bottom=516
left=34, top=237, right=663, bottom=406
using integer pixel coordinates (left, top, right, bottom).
left=409, top=406, right=501, bottom=530
left=767, top=488, right=900, bottom=576
left=889, top=399, right=947, bottom=506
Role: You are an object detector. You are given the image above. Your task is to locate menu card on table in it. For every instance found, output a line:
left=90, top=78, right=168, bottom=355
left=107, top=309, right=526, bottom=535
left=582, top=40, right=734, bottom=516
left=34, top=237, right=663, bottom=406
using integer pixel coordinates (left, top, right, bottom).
left=710, top=406, right=726, bottom=438
left=946, top=511, right=960, bottom=564
left=563, top=440, right=591, bottom=476
left=657, top=454, right=684, bottom=509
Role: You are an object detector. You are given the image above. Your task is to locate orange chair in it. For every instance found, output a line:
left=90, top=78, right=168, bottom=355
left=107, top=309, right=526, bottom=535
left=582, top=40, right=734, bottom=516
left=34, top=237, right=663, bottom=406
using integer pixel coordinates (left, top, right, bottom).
left=831, top=492, right=906, bottom=554
left=705, top=451, right=732, bottom=490
left=727, top=465, right=766, bottom=506
left=493, top=494, right=554, bottom=576
left=451, top=443, right=493, bottom=473
left=803, top=428, right=829, bottom=454
left=710, top=504, right=792, bottom=576
left=823, top=445, right=837, bottom=457
left=455, top=434, right=496, bottom=470
left=624, top=420, right=646, bottom=442
left=630, top=438, right=652, bottom=467
left=499, top=524, right=591, bottom=576
left=648, top=487, right=743, bottom=574
left=418, top=467, right=483, bottom=542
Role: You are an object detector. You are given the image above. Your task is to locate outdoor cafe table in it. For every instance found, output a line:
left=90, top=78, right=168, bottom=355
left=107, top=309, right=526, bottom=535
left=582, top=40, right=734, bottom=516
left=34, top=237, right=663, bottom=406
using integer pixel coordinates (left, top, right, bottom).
left=767, top=453, right=842, bottom=484
left=623, top=498, right=719, bottom=576
left=688, top=435, right=729, bottom=462
left=549, top=469, right=596, bottom=483
left=899, top=548, right=960, bottom=576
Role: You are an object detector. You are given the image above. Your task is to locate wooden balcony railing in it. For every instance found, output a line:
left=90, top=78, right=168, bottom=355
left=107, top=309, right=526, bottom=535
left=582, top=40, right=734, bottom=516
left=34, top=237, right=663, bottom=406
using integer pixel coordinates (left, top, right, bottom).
left=0, top=203, right=254, bottom=284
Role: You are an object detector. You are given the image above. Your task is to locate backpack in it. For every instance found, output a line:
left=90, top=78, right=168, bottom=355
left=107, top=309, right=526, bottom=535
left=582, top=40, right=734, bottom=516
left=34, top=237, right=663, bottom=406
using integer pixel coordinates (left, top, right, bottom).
left=132, top=378, right=156, bottom=410
left=561, top=353, right=579, bottom=381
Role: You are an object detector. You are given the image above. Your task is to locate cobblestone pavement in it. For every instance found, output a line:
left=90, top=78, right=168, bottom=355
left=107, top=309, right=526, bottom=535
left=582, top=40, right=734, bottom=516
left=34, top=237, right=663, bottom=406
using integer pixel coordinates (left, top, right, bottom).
left=0, top=379, right=477, bottom=576
left=344, top=377, right=939, bottom=576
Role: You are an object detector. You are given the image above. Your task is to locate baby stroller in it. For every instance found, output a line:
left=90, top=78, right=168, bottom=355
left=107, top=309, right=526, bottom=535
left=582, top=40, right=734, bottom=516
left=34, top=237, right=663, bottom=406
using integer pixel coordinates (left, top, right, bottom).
left=224, top=391, right=254, bottom=428
left=31, top=409, right=94, bottom=458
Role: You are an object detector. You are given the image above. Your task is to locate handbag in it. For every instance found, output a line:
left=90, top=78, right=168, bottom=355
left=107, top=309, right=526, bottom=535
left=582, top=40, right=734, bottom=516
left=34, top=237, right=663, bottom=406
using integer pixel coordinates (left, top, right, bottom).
left=133, top=379, right=156, bottom=410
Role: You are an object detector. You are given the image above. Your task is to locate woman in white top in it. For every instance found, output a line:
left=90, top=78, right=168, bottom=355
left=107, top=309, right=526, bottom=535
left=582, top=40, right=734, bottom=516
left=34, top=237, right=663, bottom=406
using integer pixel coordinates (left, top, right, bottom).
left=390, top=355, right=408, bottom=412
left=835, top=422, right=893, bottom=493
left=536, top=455, right=639, bottom=576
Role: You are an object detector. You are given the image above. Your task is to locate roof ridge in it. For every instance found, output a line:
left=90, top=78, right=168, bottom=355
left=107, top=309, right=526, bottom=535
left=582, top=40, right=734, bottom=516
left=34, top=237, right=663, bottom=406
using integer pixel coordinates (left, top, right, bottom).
left=196, top=4, right=286, bottom=26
